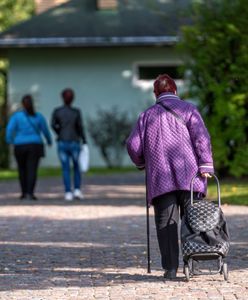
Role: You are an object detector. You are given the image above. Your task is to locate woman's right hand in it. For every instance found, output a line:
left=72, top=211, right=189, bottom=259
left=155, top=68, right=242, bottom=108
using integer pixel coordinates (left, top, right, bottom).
left=201, top=172, right=212, bottom=178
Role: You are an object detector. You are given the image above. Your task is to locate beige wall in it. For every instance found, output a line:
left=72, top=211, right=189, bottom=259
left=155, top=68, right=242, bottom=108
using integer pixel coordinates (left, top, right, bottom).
left=35, top=0, right=69, bottom=14
left=98, top=0, right=118, bottom=9
left=35, top=0, right=118, bottom=14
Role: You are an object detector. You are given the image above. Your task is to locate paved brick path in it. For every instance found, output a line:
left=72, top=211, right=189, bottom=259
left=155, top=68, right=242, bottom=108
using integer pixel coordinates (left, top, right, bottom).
left=0, top=173, right=247, bottom=299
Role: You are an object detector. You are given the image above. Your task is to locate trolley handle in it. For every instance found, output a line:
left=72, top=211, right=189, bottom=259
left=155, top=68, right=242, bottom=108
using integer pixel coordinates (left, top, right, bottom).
left=190, top=173, right=221, bottom=207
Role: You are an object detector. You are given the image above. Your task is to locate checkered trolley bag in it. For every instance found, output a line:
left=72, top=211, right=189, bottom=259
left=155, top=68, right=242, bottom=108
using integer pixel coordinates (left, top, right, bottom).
left=181, top=174, right=230, bottom=281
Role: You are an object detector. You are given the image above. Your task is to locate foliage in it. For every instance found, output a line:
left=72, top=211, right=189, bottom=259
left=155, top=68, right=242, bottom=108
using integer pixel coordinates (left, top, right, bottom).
left=0, top=70, right=8, bottom=168
left=0, top=0, right=34, bottom=168
left=0, top=0, right=35, bottom=32
left=88, top=107, right=134, bottom=168
left=180, top=0, right=248, bottom=177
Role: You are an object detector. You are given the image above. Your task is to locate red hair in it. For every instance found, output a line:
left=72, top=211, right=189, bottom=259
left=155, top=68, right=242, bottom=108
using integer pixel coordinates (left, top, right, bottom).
left=153, top=74, right=177, bottom=97
left=61, top=88, right=74, bottom=106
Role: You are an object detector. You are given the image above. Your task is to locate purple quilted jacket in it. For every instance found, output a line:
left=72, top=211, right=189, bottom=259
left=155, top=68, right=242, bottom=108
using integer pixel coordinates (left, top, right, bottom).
left=126, top=92, right=214, bottom=205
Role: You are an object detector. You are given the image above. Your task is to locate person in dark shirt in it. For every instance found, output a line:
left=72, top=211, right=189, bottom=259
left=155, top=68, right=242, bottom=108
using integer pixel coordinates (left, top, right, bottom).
left=51, top=88, right=87, bottom=201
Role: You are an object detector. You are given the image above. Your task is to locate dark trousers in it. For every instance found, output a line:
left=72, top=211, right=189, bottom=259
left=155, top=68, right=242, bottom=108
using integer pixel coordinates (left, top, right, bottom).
left=14, top=144, right=41, bottom=196
left=153, top=190, right=201, bottom=270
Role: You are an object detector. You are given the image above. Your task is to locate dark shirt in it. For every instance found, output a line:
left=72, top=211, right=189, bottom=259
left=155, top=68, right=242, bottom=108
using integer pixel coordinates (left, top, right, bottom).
left=51, top=105, right=87, bottom=143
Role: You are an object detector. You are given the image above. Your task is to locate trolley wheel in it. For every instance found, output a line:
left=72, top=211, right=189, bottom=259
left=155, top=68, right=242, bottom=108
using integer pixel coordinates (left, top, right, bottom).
left=222, top=263, right=228, bottom=281
left=184, top=265, right=190, bottom=282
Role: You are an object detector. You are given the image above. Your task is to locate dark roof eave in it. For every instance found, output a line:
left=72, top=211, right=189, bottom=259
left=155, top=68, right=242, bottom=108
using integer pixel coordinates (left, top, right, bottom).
left=0, top=36, right=179, bottom=48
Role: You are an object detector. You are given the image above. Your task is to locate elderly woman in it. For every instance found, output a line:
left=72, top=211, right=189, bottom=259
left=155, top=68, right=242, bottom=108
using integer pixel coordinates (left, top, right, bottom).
left=6, top=95, right=52, bottom=200
left=126, top=74, right=214, bottom=279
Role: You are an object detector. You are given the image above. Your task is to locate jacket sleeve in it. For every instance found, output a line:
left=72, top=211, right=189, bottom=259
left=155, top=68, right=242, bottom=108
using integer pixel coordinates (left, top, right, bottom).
left=51, top=110, right=60, bottom=135
left=5, top=114, right=17, bottom=144
left=76, top=110, right=87, bottom=144
left=39, top=114, right=52, bottom=145
left=126, top=113, right=145, bottom=169
left=187, top=108, right=214, bottom=174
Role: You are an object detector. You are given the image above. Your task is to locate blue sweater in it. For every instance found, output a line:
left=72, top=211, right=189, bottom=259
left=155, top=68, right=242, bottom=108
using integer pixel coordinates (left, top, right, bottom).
left=6, top=111, right=52, bottom=146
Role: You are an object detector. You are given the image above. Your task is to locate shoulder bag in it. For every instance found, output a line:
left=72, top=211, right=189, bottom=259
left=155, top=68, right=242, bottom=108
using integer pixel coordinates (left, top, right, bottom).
left=24, top=113, right=45, bottom=157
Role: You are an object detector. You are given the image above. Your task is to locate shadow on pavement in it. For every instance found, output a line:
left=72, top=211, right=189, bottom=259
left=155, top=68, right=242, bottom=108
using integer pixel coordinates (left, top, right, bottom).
left=0, top=174, right=247, bottom=290
left=0, top=212, right=246, bottom=291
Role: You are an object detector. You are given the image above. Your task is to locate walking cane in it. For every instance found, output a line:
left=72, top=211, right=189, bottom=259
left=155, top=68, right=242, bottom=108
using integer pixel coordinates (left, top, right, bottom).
left=145, top=171, right=151, bottom=273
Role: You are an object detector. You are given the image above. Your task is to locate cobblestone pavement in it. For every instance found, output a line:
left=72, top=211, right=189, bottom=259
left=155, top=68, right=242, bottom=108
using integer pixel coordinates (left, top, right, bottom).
left=0, top=173, right=247, bottom=300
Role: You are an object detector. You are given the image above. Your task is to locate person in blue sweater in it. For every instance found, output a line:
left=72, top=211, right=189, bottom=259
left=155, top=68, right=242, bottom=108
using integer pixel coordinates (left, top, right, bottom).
left=6, top=95, right=52, bottom=200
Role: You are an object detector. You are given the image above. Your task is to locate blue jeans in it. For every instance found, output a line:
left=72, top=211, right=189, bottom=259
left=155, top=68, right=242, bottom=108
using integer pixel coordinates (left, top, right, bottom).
left=57, top=141, right=81, bottom=192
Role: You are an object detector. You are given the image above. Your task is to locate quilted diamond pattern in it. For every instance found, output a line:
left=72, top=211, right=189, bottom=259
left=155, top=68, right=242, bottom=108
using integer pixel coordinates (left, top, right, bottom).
left=126, top=93, right=214, bottom=204
left=181, top=201, right=230, bottom=258
left=187, top=200, right=220, bottom=232
left=182, top=240, right=229, bottom=257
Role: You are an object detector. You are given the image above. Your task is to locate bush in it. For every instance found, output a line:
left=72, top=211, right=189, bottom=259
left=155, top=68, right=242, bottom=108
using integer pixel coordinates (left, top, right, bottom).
left=0, top=70, right=9, bottom=168
left=88, top=106, right=134, bottom=168
left=180, top=0, right=248, bottom=177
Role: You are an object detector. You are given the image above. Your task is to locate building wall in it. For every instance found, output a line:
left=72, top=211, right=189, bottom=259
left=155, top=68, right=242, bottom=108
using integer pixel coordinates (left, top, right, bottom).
left=8, top=46, right=183, bottom=167
left=35, top=0, right=69, bottom=14
left=35, top=0, right=117, bottom=14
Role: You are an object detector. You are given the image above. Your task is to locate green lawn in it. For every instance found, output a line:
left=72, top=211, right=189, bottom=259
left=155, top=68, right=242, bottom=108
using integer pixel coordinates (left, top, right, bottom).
left=0, top=168, right=247, bottom=205
left=0, top=168, right=61, bottom=180
left=208, top=179, right=248, bottom=206
left=0, top=166, right=137, bottom=180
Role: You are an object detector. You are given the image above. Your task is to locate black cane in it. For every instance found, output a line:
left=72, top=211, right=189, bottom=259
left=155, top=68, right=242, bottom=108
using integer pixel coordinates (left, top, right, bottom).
left=145, top=171, right=151, bottom=273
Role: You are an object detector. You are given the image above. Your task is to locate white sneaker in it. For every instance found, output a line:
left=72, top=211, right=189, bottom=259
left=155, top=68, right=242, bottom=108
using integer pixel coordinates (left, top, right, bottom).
left=73, top=189, right=84, bottom=200
left=64, top=192, right=73, bottom=201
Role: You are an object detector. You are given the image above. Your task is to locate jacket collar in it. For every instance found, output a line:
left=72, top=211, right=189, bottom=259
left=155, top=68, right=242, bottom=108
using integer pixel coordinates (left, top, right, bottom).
left=156, top=92, right=179, bottom=103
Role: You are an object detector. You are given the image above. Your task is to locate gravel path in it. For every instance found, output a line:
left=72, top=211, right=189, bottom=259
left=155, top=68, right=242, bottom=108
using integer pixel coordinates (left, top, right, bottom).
left=0, top=173, right=247, bottom=299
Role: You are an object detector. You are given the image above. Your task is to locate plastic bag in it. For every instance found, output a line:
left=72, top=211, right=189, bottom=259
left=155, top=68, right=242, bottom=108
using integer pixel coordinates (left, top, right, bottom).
left=79, top=144, right=90, bottom=172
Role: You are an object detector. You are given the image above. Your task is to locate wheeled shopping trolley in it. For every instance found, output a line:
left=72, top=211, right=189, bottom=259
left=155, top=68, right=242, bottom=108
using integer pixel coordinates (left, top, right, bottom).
left=181, top=174, right=230, bottom=281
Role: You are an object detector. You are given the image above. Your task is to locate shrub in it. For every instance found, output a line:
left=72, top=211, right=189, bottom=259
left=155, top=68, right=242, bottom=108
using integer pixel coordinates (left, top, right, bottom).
left=180, top=0, right=248, bottom=177
left=88, top=106, right=134, bottom=168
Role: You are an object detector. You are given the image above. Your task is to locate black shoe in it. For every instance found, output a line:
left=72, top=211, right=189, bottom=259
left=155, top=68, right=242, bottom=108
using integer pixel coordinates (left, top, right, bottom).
left=19, top=194, right=26, bottom=200
left=164, top=269, right=177, bottom=280
left=25, top=194, right=38, bottom=201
